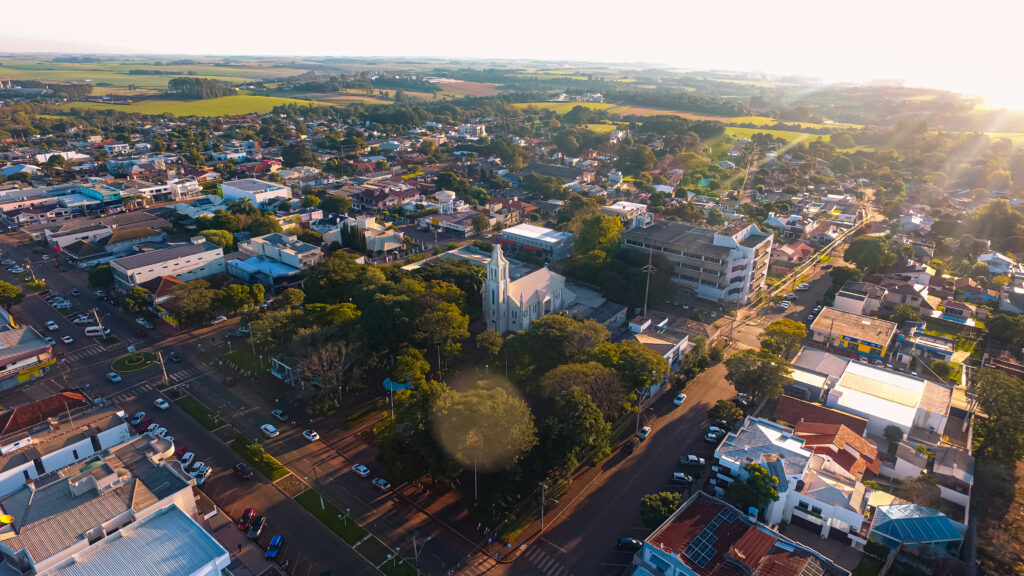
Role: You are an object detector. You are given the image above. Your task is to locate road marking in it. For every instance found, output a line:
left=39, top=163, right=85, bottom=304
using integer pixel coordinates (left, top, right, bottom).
left=540, top=539, right=568, bottom=554
left=537, top=556, right=554, bottom=571
left=524, top=546, right=541, bottom=561
left=551, top=567, right=567, bottom=576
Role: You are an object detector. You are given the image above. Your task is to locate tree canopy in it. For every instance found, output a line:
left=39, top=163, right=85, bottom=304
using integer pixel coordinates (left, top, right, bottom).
left=759, top=319, right=806, bottom=359
left=640, top=492, right=684, bottom=530
left=724, top=348, right=791, bottom=401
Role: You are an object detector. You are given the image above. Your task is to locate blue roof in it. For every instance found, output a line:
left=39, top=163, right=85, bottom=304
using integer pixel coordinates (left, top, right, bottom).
left=51, top=505, right=228, bottom=576
left=381, top=378, right=413, bottom=392
left=873, top=504, right=964, bottom=544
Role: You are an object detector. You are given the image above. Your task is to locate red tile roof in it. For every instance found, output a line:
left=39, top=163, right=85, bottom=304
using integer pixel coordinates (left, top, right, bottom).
left=729, top=526, right=776, bottom=571
left=772, top=395, right=868, bottom=436
left=0, top=391, right=89, bottom=437
left=794, top=422, right=881, bottom=476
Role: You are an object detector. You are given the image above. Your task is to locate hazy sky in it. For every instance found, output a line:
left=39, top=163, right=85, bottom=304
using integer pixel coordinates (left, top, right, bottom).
left=2, top=0, right=1022, bottom=106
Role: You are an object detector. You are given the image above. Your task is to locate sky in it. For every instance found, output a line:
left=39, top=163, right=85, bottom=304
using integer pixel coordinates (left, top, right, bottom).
left=2, top=0, right=1023, bottom=107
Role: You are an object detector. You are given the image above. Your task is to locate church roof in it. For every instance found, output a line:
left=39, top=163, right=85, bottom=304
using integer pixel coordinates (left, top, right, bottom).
left=508, top=268, right=566, bottom=306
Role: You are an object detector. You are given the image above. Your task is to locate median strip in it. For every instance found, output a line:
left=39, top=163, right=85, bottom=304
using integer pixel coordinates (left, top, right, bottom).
left=294, top=489, right=367, bottom=545
left=174, top=396, right=224, bottom=431
left=230, top=433, right=289, bottom=481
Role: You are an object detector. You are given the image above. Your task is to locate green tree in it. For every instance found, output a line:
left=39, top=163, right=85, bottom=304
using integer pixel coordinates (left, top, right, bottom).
left=319, top=194, right=353, bottom=215
left=890, top=304, right=922, bottom=325
left=829, top=265, right=863, bottom=288
left=414, top=301, right=469, bottom=360
left=475, top=330, right=503, bottom=362
left=199, top=229, right=234, bottom=249
left=218, top=284, right=254, bottom=313
left=538, top=361, right=627, bottom=421
left=376, top=380, right=461, bottom=481
left=883, top=425, right=904, bottom=445
left=973, top=369, right=1024, bottom=461
left=544, top=387, right=611, bottom=469
left=281, top=142, right=318, bottom=168
left=724, top=348, right=791, bottom=401
left=171, top=280, right=215, bottom=325
left=844, top=236, right=897, bottom=271
left=614, top=340, right=670, bottom=390
left=503, top=315, right=610, bottom=377
left=708, top=399, right=744, bottom=425
left=392, top=347, right=431, bottom=386
left=249, top=217, right=283, bottom=236
left=471, top=213, right=491, bottom=235
left=87, top=265, right=114, bottom=288
left=432, top=387, right=538, bottom=472
left=273, top=288, right=305, bottom=310
left=759, top=319, right=807, bottom=358
left=250, top=284, right=265, bottom=306
left=929, top=360, right=954, bottom=380
left=301, top=195, right=320, bottom=209
left=725, top=463, right=780, bottom=513
left=0, top=281, right=24, bottom=309
left=574, top=215, right=623, bottom=256
left=122, top=286, right=151, bottom=313
left=640, top=492, right=684, bottom=530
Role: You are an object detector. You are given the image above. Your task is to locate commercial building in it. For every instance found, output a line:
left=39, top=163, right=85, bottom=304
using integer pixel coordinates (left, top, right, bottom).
left=832, top=281, right=886, bottom=316
left=498, top=223, right=574, bottom=261
left=622, top=219, right=772, bottom=304
left=110, top=237, right=224, bottom=290
left=634, top=491, right=848, bottom=576
left=809, top=307, right=897, bottom=360
left=220, top=178, right=291, bottom=207
left=601, top=200, right=647, bottom=228
left=228, top=233, right=323, bottom=294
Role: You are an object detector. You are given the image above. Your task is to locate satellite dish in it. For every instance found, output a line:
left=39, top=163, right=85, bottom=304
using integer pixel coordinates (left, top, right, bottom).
left=0, top=515, right=14, bottom=524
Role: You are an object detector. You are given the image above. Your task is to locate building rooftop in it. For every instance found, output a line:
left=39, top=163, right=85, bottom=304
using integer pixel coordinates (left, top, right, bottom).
left=872, top=504, right=965, bottom=544
left=110, top=241, right=220, bottom=271
left=501, top=223, right=573, bottom=245
left=0, top=326, right=51, bottom=366
left=223, top=178, right=287, bottom=193
left=773, top=395, right=869, bottom=436
left=646, top=492, right=848, bottom=576
left=837, top=281, right=886, bottom=301
left=0, top=405, right=124, bottom=476
left=717, top=418, right=811, bottom=487
left=810, top=307, right=897, bottom=347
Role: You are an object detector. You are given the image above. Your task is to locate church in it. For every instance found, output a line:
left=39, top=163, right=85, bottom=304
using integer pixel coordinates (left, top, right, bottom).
left=483, top=244, right=575, bottom=334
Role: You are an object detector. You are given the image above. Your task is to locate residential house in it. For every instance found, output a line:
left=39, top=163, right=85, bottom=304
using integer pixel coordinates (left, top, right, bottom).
left=893, top=324, right=955, bottom=368
left=808, top=307, right=897, bottom=360
left=833, top=281, right=886, bottom=316
left=899, top=213, right=934, bottom=233
left=875, top=260, right=935, bottom=285
left=879, top=280, right=932, bottom=313
left=978, top=251, right=1015, bottom=277
left=769, top=242, right=814, bottom=275
left=337, top=216, right=406, bottom=261
left=807, top=220, right=840, bottom=247
left=137, top=276, right=185, bottom=327
left=868, top=504, right=966, bottom=556
left=109, top=237, right=225, bottom=290
left=763, top=213, right=810, bottom=239
left=220, top=178, right=291, bottom=207
left=227, top=233, right=323, bottom=294
left=955, top=277, right=998, bottom=304
left=939, top=299, right=975, bottom=324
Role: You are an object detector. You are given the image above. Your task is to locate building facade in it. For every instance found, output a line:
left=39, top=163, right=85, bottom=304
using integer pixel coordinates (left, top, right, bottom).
left=110, top=238, right=224, bottom=290
left=498, top=223, right=574, bottom=261
left=220, top=178, right=291, bottom=207
left=483, top=244, right=574, bottom=334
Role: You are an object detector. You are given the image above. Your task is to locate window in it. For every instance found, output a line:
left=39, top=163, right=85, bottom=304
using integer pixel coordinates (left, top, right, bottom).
left=811, top=506, right=823, bottom=515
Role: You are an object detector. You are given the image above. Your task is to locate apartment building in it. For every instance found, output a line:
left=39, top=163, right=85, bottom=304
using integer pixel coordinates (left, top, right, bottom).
left=228, top=233, right=323, bottom=293
left=622, top=219, right=772, bottom=304
left=220, top=178, right=291, bottom=207
left=110, top=237, right=224, bottom=290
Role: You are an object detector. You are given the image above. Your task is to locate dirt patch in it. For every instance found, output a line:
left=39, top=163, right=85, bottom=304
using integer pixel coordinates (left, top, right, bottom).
left=438, top=81, right=499, bottom=97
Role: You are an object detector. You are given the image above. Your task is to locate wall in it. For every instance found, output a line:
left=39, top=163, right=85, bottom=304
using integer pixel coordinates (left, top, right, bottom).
left=39, top=436, right=94, bottom=472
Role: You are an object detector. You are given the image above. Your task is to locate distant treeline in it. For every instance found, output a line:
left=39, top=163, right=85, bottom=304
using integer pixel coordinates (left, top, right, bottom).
left=167, top=77, right=234, bottom=100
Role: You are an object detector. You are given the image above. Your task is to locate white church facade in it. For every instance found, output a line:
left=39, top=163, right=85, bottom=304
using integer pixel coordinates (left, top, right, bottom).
left=484, top=244, right=575, bottom=333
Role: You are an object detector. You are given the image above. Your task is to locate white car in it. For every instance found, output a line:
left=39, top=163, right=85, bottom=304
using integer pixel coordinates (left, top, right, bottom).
left=154, top=427, right=168, bottom=438
left=43, top=336, right=56, bottom=346
left=154, top=398, right=170, bottom=410
left=145, top=423, right=160, bottom=434
left=194, top=466, right=212, bottom=485
left=106, top=372, right=122, bottom=383
left=41, top=255, right=50, bottom=261
left=191, top=461, right=206, bottom=474
left=351, top=464, right=371, bottom=478
left=9, top=267, right=23, bottom=274
left=783, top=293, right=798, bottom=301
left=672, top=472, right=694, bottom=484
left=210, top=315, right=227, bottom=325
left=61, top=335, right=74, bottom=344
left=302, top=430, right=320, bottom=442
left=45, top=321, right=59, bottom=331
left=673, top=393, right=687, bottom=406
left=795, top=283, right=810, bottom=291
left=73, top=315, right=94, bottom=325
left=638, top=426, right=652, bottom=441
left=180, top=452, right=196, bottom=468
left=136, top=317, right=148, bottom=326
left=680, top=454, right=706, bottom=467
left=260, top=424, right=279, bottom=438
left=53, top=301, right=71, bottom=310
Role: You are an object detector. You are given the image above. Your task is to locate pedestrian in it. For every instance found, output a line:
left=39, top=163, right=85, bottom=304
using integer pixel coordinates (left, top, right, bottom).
left=237, top=543, right=241, bottom=553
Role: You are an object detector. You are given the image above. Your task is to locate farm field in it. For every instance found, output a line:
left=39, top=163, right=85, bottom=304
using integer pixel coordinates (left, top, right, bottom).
left=582, top=123, right=621, bottom=133
left=724, top=126, right=831, bottom=144
left=437, top=80, right=500, bottom=97
left=60, top=95, right=328, bottom=116
left=512, top=102, right=614, bottom=114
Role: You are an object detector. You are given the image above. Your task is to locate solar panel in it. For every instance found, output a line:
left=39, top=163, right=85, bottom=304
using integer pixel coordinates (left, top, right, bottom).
left=720, top=508, right=738, bottom=522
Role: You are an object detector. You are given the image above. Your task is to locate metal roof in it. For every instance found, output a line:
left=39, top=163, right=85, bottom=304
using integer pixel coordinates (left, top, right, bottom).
left=110, top=242, right=219, bottom=272
left=872, top=504, right=964, bottom=544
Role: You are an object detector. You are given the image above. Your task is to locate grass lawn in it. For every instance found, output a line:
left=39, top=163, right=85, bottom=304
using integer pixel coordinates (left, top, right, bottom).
left=61, top=95, right=330, bottom=117
left=512, top=102, right=614, bottom=114
left=851, top=555, right=884, bottom=576
left=175, top=396, right=224, bottom=431
left=294, top=489, right=367, bottom=545
left=582, top=123, right=620, bottom=133
left=724, top=126, right=830, bottom=145
left=224, top=349, right=265, bottom=373
left=379, top=559, right=418, bottom=576
left=231, top=434, right=289, bottom=481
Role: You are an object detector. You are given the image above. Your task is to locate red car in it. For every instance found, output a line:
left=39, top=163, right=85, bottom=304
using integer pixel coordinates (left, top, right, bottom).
left=134, top=418, right=153, bottom=432
left=237, top=508, right=255, bottom=531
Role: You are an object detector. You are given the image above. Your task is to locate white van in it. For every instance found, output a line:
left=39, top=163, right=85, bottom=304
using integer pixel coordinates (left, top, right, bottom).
left=84, top=326, right=111, bottom=337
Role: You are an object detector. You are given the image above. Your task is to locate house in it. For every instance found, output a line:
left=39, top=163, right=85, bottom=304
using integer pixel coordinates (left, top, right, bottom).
left=109, top=237, right=225, bottom=290
left=939, top=299, right=975, bottom=323
left=634, top=491, right=849, bottom=576
left=893, top=324, right=955, bottom=367
left=808, top=307, right=897, bottom=360
left=498, top=223, right=574, bottom=261
left=769, top=242, right=814, bottom=275
left=628, top=316, right=690, bottom=373
left=762, top=213, right=809, bottom=238
left=807, top=221, right=840, bottom=247
left=220, top=178, right=291, bottom=207
left=622, top=219, right=773, bottom=305
left=955, top=277, right=998, bottom=304
left=103, top=142, right=131, bottom=155
left=0, top=164, right=40, bottom=179
left=878, top=280, right=932, bottom=313
left=336, top=216, right=406, bottom=261
left=227, top=233, right=323, bottom=294
left=978, top=251, right=1015, bottom=277
left=899, top=213, right=934, bottom=233
left=601, top=201, right=647, bottom=227
left=868, top=504, right=966, bottom=555
left=484, top=244, right=575, bottom=334
left=833, top=281, right=886, bottom=316
left=875, top=259, right=935, bottom=285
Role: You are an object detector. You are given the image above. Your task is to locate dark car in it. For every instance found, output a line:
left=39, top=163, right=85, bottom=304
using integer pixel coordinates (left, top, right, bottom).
left=167, top=351, right=182, bottom=363
left=70, top=288, right=80, bottom=296
left=234, top=462, right=254, bottom=480
left=247, top=515, right=266, bottom=540
left=134, top=328, right=147, bottom=338
left=134, top=418, right=153, bottom=432
left=237, top=507, right=255, bottom=531
left=617, top=537, right=643, bottom=552
left=624, top=438, right=639, bottom=454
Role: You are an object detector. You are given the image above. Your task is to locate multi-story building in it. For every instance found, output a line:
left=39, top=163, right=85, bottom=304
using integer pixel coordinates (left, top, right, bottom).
left=220, top=178, right=291, bottom=207
left=622, top=219, right=772, bottom=304
left=601, top=201, right=647, bottom=228
left=228, top=233, right=323, bottom=293
left=110, top=237, right=224, bottom=290
left=498, top=223, right=574, bottom=261
left=808, top=307, right=897, bottom=360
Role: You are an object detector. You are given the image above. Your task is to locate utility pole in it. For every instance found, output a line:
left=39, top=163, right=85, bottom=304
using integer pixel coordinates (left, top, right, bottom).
left=91, top=308, right=105, bottom=332
left=539, top=481, right=548, bottom=532
left=157, top=351, right=168, bottom=386
left=642, top=247, right=655, bottom=318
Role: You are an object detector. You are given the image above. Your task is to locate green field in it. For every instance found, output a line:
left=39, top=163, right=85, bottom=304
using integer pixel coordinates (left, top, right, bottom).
left=512, top=101, right=615, bottom=114
left=725, top=126, right=831, bottom=144
left=231, top=434, right=290, bottom=481
left=175, top=396, right=224, bottom=431
left=582, top=123, right=620, bottom=133
left=60, top=95, right=327, bottom=116
left=294, top=489, right=367, bottom=545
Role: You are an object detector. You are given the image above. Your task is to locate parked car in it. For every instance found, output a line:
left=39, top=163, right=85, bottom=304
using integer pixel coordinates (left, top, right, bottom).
left=234, top=462, right=254, bottom=479
left=9, top=267, right=24, bottom=274
left=134, top=418, right=153, bottom=432
left=84, top=326, right=111, bottom=337
left=265, top=535, right=284, bottom=559
left=237, top=508, right=256, bottom=531
left=617, top=537, right=643, bottom=552
left=45, top=321, right=59, bottom=331
left=145, top=423, right=160, bottom=434
left=41, top=255, right=50, bottom=261
left=372, top=477, right=391, bottom=491
left=673, top=392, right=687, bottom=406
left=351, top=464, right=371, bottom=478
left=106, top=372, right=122, bottom=383
left=61, top=335, right=73, bottom=344
left=247, top=516, right=266, bottom=540
left=167, top=351, right=182, bottom=363
left=784, top=293, right=798, bottom=301
left=180, top=452, right=196, bottom=469
left=624, top=438, right=639, bottom=454
left=638, top=426, right=652, bottom=441
left=95, top=290, right=105, bottom=297
left=39, top=289, right=52, bottom=297
left=237, top=325, right=250, bottom=334
left=0, top=259, right=13, bottom=266
left=43, top=337, right=56, bottom=346
left=53, top=302, right=71, bottom=310
left=194, top=466, right=212, bottom=485
left=135, top=317, right=148, bottom=326
left=822, top=264, right=834, bottom=270
left=70, top=288, right=80, bottom=296
left=73, top=315, right=94, bottom=325
left=302, top=430, right=319, bottom=442
left=680, top=454, right=706, bottom=467
left=796, top=283, right=810, bottom=291
left=210, top=315, right=227, bottom=325
left=260, top=424, right=279, bottom=438
left=705, top=426, right=726, bottom=443
left=271, top=409, right=289, bottom=422
left=190, top=461, right=206, bottom=474
left=154, top=398, right=170, bottom=410
left=154, top=427, right=168, bottom=438
left=672, top=472, right=694, bottom=484
left=130, top=411, right=145, bottom=426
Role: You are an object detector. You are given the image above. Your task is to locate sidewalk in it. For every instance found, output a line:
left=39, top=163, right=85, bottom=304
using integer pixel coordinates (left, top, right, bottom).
left=205, top=509, right=283, bottom=576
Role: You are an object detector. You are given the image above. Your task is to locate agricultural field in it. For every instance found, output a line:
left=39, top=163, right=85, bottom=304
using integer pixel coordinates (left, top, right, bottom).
left=724, top=126, right=831, bottom=145
left=512, top=102, right=615, bottom=114
left=604, top=105, right=732, bottom=121
left=59, top=95, right=328, bottom=117
left=582, top=123, right=621, bottom=133
left=436, top=80, right=500, bottom=97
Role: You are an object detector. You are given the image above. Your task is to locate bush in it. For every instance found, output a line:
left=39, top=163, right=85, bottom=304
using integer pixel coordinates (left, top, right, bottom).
left=863, top=538, right=891, bottom=561
left=708, top=345, right=726, bottom=363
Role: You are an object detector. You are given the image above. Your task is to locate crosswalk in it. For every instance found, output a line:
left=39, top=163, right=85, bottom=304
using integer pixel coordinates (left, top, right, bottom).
left=165, top=365, right=207, bottom=384
left=63, top=337, right=145, bottom=362
left=107, top=382, right=156, bottom=404
left=520, top=544, right=574, bottom=576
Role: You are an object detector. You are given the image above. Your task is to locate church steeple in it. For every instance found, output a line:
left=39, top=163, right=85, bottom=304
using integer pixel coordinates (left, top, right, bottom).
left=485, top=243, right=510, bottom=332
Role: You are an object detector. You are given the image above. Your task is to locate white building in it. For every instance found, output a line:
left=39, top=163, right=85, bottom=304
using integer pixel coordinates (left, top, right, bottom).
left=498, top=223, right=574, bottom=261
left=601, top=200, right=647, bottom=228
left=229, top=233, right=323, bottom=294
left=483, top=244, right=575, bottom=334
left=110, top=237, right=224, bottom=290
left=220, top=178, right=291, bottom=207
